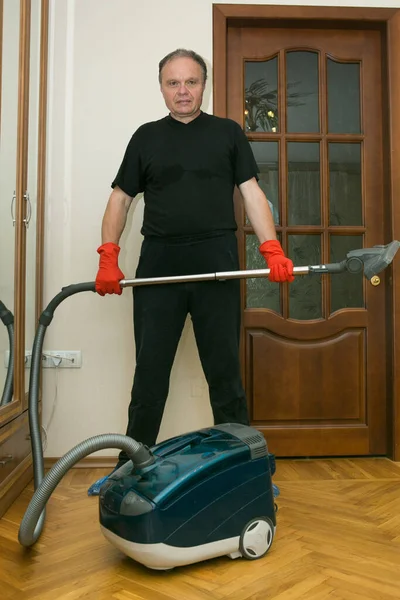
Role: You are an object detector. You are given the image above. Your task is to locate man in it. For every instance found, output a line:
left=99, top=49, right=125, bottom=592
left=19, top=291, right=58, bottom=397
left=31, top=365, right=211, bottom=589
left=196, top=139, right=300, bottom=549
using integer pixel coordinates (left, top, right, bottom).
left=88, top=49, right=293, bottom=495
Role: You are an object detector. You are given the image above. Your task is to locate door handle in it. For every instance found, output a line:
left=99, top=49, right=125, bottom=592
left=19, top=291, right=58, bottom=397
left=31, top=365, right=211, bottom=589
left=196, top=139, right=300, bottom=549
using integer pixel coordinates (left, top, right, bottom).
left=24, top=192, right=32, bottom=228
left=10, top=192, right=32, bottom=228
left=11, top=192, right=16, bottom=225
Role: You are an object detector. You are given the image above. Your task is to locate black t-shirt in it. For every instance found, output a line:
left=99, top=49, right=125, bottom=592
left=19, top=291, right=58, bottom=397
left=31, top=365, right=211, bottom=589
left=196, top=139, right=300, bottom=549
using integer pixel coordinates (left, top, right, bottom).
left=112, top=111, right=258, bottom=238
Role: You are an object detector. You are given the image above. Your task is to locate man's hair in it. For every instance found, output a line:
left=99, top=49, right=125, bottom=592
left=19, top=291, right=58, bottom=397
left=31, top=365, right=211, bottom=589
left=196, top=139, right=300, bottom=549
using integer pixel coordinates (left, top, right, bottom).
left=158, top=49, right=208, bottom=84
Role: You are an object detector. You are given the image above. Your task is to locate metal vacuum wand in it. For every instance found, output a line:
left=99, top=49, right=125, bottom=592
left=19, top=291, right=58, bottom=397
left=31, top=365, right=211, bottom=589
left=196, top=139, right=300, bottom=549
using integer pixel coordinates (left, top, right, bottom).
left=121, top=266, right=308, bottom=288
left=120, top=241, right=400, bottom=289
left=39, top=241, right=399, bottom=329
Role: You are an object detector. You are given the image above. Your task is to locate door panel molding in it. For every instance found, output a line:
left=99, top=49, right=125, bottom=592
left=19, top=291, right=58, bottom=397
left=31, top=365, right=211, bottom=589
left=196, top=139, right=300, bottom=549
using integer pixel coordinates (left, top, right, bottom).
left=259, top=425, right=370, bottom=457
left=249, top=328, right=366, bottom=422
left=213, top=4, right=400, bottom=460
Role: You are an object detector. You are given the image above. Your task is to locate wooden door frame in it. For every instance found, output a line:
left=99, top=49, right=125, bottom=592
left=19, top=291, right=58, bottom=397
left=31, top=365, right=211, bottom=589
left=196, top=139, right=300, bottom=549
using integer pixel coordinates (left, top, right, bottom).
left=213, top=4, right=400, bottom=461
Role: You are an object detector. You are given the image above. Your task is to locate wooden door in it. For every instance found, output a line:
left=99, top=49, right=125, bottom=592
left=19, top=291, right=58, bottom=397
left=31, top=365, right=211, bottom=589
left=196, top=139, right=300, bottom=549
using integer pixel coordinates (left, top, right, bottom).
left=227, top=25, right=388, bottom=456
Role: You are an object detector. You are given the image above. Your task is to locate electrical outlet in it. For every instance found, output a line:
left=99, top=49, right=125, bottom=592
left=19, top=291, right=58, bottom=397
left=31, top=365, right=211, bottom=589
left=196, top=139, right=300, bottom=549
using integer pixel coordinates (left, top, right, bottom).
left=42, top=351, right=82, bottom=368
left=4, top=350, right=32, bottom=369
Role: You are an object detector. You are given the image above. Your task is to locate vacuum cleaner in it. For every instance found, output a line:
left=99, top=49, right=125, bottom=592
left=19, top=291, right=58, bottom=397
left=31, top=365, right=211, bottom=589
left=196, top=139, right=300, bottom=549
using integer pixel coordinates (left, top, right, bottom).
left=17, top=241, right=399, bottom=570
left=0, top=299, right=14, bottom=406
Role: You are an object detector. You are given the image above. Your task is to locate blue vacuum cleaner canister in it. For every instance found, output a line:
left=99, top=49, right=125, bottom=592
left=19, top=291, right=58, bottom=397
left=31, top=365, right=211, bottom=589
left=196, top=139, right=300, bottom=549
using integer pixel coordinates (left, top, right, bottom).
left=99, top=423, right=277, bottom=570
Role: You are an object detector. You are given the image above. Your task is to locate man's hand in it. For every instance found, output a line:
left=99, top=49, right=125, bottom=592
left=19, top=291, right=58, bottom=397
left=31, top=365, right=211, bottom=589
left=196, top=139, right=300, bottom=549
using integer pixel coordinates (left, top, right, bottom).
left=259, top=240, right=294, bottom=283
left=239, top=179, right=293, bottom=282
left=95, top=242, right=125, bottom=295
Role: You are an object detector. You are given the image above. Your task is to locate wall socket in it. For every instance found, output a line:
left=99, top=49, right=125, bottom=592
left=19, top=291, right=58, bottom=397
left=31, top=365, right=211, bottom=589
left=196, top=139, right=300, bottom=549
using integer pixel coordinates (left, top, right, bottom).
left=3, top=350, right=82, bottom=369
left=4, top=350, right=32, bottom=369
left=42, top=351, right=82, bottom=368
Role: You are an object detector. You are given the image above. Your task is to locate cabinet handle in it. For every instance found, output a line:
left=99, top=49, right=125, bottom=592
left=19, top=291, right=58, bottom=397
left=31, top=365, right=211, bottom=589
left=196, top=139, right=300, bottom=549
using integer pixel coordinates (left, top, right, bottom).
left=0, top=455, right=13, bottom=466
left=11, top=192, right=16, bottom=225
left=24, top=192, right=32, bottom=229
left=10, top=192, right=32, bottom=227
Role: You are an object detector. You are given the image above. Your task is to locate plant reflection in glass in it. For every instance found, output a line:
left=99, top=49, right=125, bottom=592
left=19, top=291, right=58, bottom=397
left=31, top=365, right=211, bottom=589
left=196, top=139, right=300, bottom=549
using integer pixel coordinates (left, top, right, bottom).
left=244, top=78, right=307, bottom=133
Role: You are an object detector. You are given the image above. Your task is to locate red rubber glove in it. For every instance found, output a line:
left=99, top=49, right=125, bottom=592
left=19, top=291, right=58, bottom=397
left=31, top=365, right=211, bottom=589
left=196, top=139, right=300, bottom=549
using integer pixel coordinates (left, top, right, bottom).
left=259, top=240, right=294, bottom=283
left=95, top=242, right=125, bottom=296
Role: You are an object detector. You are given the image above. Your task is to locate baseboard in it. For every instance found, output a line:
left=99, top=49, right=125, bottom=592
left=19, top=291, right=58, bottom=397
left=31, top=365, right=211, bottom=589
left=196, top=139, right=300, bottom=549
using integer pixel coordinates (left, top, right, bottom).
left=44, top=456, right=117, bottom=469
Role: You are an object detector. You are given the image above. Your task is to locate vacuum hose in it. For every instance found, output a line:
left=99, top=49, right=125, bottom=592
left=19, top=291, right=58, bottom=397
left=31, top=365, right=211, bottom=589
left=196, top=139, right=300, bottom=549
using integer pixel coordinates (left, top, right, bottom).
left=19, top=283, right=155, bottom=547
left=0, top=300, right=14, bottom=406
left=19, top=434, right=148, bottom=546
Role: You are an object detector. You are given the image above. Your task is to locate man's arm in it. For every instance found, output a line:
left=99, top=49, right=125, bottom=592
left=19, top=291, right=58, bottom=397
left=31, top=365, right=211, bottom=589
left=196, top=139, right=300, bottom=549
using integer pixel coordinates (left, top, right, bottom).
left=95, top=186, right=134, bottom=296
left=238, top=177, right=294, bottom=283
left=238, top=177, right=277, bottom=244
left=101, top=186, right=133, bottom=244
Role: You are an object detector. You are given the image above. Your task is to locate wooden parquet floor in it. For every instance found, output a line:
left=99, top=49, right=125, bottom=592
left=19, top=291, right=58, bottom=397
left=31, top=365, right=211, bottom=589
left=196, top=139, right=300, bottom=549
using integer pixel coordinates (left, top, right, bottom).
left=1, top=458, right=400, bottom=600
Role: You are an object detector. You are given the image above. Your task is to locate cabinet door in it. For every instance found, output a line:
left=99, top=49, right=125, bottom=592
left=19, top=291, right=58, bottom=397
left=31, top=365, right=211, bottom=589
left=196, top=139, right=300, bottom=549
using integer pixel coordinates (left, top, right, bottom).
left=0, top=0, right=48, bottom=518
left=0, top=0, right=23, bottom=424
left=14, top=0, right=47, bottom=405
left=1, top=0, right=48, bottom=419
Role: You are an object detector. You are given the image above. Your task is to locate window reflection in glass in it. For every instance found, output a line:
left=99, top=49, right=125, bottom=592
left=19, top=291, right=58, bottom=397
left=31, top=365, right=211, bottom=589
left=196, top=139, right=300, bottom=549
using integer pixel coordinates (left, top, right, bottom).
left=245, top=58, right=279, bottom=132
left=246, top=234, right=281, bottom=312
left=249, top=142, right=279, bottom=226
left=327, top=59, right=361, bottom=134
left=329, top=143, right=362, bottom=226
left=286, top=51, right=319, bottom=133
left=330, top=235, right=364, bottom=312
left=288, top=142, right=321, bottom=226
left=289, top=235, right=322, bottom=320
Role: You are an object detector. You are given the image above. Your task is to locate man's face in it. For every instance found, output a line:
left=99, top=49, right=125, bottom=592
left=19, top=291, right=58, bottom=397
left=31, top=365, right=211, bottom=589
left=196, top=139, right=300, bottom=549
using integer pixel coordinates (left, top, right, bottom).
left=160, top=57, right=205, bottom=122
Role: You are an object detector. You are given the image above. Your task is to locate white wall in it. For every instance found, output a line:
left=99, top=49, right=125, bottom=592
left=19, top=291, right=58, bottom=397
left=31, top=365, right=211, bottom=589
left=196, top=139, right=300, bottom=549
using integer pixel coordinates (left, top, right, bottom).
left=43, top=0, right=400, bottom=457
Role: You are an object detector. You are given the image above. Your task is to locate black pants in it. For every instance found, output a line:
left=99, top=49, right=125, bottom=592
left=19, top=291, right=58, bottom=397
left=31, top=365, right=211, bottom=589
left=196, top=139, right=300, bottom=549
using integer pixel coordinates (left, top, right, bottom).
left=118, top=232, right=249, bottom=464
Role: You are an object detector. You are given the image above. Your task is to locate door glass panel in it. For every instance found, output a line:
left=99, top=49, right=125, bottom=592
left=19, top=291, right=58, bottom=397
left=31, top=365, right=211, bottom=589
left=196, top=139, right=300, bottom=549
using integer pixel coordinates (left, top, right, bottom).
left=329, top=143, right=362, bottom=226
left=246, top=234, right=281, bottom=313
left=248, top=142, right=279, bottom=225
left=286, top=51, right=319, bottom=133
left=289, top=235, right=322, bottom=320
left=288, top=142, right=321, bottom=226
left=330, top=235, right=364, bottom=313
left=327, top=58, right=361, bottom=134
left=244, top=58, right=279, bottom=132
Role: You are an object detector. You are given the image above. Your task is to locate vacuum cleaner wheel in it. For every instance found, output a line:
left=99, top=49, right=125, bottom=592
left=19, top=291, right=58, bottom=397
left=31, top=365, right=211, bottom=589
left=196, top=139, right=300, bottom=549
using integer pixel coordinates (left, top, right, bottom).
left=239, top=516, right=274, bottom=560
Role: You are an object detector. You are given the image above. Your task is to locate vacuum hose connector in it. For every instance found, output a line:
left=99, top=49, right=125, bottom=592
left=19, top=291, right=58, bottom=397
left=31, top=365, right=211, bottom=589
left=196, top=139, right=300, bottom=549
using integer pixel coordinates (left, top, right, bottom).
left=18, top=434, right=154, bottom=547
